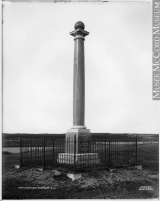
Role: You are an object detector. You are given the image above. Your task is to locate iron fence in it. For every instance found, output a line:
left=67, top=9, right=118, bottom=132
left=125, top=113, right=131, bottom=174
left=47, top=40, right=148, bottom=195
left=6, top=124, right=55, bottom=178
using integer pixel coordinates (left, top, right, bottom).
left=20, top=134, right=137, bottom=172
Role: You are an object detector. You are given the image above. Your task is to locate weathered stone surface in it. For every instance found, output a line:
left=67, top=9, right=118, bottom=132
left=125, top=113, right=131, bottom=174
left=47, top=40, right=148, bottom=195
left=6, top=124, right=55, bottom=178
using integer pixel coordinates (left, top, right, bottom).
left=135, top=165, right=143, bottom=170
left=67, top=173, right=82, bottom=181
left=15, top=165, right=20, bottom=169
left=52, top=170, right=62, bottom=176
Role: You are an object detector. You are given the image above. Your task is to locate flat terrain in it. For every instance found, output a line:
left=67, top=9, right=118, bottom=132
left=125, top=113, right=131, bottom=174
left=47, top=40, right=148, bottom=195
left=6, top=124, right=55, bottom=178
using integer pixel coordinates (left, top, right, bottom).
left=2, top=143, right=159, bottom=199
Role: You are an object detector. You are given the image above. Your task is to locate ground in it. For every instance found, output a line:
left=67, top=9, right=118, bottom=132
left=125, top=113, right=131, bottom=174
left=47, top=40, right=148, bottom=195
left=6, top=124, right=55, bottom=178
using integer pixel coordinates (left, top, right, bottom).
left=2, top=143, right=159, bottom=199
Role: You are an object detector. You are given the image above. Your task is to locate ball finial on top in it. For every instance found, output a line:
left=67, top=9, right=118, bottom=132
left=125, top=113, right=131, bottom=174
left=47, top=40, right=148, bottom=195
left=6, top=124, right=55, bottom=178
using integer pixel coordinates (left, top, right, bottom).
left=74, top=21, right=85, bottom=30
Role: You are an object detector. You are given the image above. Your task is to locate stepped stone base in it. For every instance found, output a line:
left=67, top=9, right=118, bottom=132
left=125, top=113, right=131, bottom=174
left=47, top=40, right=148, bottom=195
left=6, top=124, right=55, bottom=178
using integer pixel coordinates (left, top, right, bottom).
left=57, top=153, right=100, bottom=164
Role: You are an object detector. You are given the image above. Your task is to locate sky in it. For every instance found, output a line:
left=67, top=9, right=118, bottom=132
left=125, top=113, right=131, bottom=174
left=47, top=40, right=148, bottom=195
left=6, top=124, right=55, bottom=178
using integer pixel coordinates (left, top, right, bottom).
left=2, top=1, right=160, bottom=134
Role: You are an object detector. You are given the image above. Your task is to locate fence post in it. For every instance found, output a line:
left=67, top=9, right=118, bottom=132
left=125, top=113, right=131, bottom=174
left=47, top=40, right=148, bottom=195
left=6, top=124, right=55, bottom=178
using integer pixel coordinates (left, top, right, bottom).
left=74, top=135, right=76, bottom=173
left=20, top=137, right=22, bottom=167
left=105, top=137, right=106, bottom=166
left=136, top=134, right=138, bottom=165
left=43, top=137, right=45, bottom=168
left=109, top=138, right=111, bottom=168
left=53, top=138, right=55, bottom=165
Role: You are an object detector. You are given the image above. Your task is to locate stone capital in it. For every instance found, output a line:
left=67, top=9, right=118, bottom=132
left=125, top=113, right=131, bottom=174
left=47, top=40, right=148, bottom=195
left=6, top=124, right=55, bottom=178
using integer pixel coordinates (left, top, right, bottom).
left=70, top=28, right=89, bottom=37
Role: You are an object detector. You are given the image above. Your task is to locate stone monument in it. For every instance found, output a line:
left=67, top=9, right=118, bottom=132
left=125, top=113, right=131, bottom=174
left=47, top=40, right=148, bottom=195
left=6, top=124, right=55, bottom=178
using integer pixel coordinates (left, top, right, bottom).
left=58, top=21, right=99, bottom=164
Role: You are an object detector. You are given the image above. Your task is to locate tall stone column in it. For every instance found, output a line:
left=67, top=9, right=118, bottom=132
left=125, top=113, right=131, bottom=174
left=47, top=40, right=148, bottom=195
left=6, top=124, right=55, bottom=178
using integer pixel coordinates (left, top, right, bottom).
left=71, top=21, right=88, bottom=129
left=66, top=21, right=91, bottom=152
left=58, top=22, right=100, bottom=165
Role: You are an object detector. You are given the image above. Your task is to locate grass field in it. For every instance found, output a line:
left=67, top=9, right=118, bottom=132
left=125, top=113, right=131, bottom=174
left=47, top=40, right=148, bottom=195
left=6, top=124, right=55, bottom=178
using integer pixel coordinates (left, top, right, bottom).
left=2, top=143, right=159, bottom=199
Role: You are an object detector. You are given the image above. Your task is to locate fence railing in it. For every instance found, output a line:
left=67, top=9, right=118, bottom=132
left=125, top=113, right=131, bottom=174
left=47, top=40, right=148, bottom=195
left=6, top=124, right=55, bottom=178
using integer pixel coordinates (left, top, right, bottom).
left=20, top=134, right=137, bottom=172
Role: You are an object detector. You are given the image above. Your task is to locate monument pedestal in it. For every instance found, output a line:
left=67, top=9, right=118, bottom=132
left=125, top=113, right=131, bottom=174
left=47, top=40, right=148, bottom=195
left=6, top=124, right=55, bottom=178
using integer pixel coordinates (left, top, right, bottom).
left=66, top=128, right=91, bottom=154
left=57, top=128, right=100, bottom=165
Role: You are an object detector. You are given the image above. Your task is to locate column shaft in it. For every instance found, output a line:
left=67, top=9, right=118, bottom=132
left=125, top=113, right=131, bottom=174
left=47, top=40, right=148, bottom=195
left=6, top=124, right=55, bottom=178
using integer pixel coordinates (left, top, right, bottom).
left=73, top=37, right=85, bottom=127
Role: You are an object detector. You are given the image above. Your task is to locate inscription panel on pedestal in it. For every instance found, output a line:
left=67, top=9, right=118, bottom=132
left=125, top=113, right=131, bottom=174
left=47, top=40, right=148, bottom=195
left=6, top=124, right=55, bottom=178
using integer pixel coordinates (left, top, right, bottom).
left=78, top=136, right=91, bottom=153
